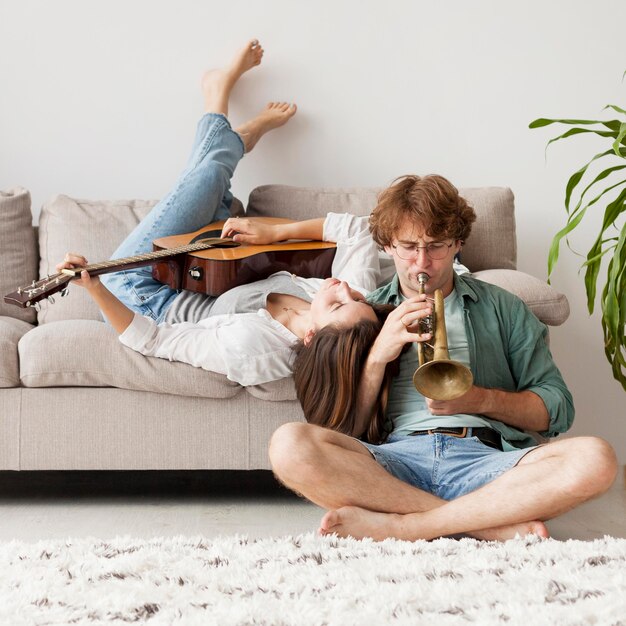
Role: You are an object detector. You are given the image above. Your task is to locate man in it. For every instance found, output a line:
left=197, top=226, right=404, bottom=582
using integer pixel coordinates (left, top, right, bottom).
left=269, top=174, right=618, bottom=541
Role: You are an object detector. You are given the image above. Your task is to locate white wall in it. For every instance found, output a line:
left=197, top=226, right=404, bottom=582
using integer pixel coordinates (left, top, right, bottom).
left=2, top=0, right=625, bottom=460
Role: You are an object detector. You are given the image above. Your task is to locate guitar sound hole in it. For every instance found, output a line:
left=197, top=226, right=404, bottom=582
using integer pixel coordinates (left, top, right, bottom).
left=191, top=229, right=241, bottom=248
left=190, top=229, right=222, bottom=242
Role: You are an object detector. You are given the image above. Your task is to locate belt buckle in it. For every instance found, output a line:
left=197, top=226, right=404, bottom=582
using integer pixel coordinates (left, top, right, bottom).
left=428, top=427, right=468, bottom=438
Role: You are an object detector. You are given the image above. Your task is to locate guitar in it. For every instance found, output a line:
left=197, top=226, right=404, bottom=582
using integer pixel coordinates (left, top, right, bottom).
left=3, top=217, right=337, bottom=309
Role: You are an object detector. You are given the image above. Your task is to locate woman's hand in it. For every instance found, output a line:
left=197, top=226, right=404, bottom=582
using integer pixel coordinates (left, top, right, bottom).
left=220, top=217, right=282, bottom=244
left=55, top=253, right=100, bottom=291
left=368, top=295, right=433, bottom=366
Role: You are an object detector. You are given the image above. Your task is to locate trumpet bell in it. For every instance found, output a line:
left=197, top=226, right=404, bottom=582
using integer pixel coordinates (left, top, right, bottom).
left=413, top=359, right=474, bottom=401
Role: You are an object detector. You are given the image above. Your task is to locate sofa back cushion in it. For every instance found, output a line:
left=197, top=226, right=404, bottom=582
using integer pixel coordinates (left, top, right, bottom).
left=0, top=188, right=39, bottom=323
left=246, top=185, right=517, bottom=272
left=37, top=196, right=157, bottom=323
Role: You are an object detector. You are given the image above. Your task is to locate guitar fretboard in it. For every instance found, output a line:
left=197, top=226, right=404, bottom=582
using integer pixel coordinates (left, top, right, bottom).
left=64, top=238, right=236, bottom=275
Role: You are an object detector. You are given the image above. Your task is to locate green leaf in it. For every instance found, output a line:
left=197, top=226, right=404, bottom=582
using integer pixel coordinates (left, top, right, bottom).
left=604, top=103, right=626, bottom=117
left=569, top=166, right=626, bottom=216
left=614, top=122, right=626, bottom=156
left=562, top=149, right=615, bottom=211
left=581, top=245, right=616, bottom=269
left=583, top=186, right=626, bottom=312
left=546, top=128, right=619, bottom=153
left=547, top=207, right=589, bottom=277
left=602, top=226, right=626, bottom=388
left=529, top=117, right=619, bottom=130
left=549, top=177, right=626, bottom=282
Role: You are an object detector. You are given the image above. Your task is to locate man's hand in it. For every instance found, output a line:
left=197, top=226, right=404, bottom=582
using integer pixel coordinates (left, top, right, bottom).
left=425, top=385, right=488, bottom=416
left=368, top=295, right=434, bottom=366
left=426, top=386, right=551, bottom=432
left=55, top=253, right=100, bottom=291
left=220, top=217, right=282, bottom=244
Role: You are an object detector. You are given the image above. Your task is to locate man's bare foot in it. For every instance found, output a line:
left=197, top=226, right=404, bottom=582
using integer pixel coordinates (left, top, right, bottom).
left=201, top=39, right=264, bottom=114
left=235, top=102, right=297, bottom=152
left=318, top=506, right=550, bottom=542
left=471, top=521, right=549, bottom=541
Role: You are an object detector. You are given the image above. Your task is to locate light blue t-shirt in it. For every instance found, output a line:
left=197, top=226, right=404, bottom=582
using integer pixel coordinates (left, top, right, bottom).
left=386, top=288, right=492, bottom=436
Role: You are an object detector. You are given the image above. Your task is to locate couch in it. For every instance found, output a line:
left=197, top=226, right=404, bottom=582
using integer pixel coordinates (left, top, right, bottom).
left=0, top=185, right=569, bottom=471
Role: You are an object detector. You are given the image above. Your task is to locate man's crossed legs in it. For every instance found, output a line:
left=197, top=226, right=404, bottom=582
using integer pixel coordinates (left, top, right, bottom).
left=269, top=423, right=618, bottom=541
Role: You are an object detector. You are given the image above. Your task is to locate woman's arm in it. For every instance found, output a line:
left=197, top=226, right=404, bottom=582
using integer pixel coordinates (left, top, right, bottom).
left=221, top=217, right=324, bottom=244
left=323, top=213, right=380, bottom=295
left=353, top=297, right=433, bottom=437
left=55, top=254, right=134, bottom=334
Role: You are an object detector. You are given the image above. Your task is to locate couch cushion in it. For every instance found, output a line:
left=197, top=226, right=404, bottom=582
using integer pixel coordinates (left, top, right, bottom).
left=0, top=188, right=38, bottom=323
left=0, top=316, right=34, bottom=388
left=472, top=269, right=570, bottom=326
left=244, top=377, right=298, bottom=402
left=19, top=319, right=242, bottom=399
left=246, top=185, right=516, bottom=272
left=37, top=196, right=157, bottom=324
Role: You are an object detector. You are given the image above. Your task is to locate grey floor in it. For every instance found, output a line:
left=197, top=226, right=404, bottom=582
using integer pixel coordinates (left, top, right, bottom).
left=0, top=469, right=624, bottom=543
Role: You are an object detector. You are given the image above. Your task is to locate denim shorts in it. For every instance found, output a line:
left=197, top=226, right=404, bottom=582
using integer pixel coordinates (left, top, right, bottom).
left=359, top=430, right=536, bottom=501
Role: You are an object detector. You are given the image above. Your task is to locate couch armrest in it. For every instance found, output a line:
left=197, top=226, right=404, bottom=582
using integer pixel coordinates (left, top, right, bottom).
left=471, top=269, right=569, bottom=326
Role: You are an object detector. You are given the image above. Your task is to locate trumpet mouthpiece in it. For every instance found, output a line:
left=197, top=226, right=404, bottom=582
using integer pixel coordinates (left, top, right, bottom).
left=418, top=273, right=429, bottom=285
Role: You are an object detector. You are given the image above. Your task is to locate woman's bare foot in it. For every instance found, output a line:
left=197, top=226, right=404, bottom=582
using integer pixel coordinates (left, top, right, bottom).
left=319, top=506, right=550, bottom=542
left=235, top=102, right=297, bottom=152
left=201, top=39, right=264, bottom=115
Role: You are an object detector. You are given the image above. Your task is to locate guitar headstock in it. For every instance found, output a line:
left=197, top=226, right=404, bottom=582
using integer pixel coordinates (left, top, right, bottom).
left=4, top=273, right=73, bottom=309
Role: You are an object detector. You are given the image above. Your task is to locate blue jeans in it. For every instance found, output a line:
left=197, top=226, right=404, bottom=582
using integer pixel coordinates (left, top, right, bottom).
left=360, top=429, right=536, bottom=500
left=101, top=113, right=245, bottom=322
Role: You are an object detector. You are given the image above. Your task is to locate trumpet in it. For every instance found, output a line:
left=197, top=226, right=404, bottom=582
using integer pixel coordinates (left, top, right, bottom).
left=412, top=273, right=474, bottom=400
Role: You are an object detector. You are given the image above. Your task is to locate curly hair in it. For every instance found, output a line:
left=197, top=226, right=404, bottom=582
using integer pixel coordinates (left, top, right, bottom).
left=291, top=304, right=396, bottom=445
left=369, top=174, right=476, bottom=248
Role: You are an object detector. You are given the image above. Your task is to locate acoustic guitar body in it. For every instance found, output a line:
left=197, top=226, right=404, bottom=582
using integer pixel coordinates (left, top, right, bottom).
left=151, top=218, right=337, bottom=296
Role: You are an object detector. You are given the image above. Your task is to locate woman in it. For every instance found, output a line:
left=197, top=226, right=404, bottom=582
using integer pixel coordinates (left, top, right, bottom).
left=58, top=40, right=381, bottom=386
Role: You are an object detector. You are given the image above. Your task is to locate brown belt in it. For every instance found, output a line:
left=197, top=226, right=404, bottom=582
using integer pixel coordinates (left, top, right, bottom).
left=408, top=427, right=503, bottom=451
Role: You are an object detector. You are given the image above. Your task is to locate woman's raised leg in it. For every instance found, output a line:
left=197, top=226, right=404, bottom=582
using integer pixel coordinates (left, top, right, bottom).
left=101, top=41, right=262, bottom=320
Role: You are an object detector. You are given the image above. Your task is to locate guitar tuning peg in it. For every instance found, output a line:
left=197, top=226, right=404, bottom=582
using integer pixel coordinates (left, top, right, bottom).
left=34, top=302, right=41, bottom=312
left=48, top=296, right=55, bottom=304
left=60, top=288, right=69, bottom=297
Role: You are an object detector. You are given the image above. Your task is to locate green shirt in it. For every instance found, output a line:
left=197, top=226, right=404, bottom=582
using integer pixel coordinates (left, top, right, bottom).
left=367, top=273, right=575, bottom=450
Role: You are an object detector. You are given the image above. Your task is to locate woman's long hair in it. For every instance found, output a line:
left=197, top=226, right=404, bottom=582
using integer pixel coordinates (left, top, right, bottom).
left=292, top=304, right=397, bottom=444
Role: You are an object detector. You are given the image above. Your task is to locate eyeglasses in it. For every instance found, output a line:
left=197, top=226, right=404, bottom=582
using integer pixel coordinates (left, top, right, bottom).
left=390, top=241, right=454, bottom=261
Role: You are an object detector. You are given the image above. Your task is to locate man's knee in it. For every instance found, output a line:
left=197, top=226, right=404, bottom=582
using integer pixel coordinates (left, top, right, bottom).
left=268, top=422, right=320, bottom=481
left=565, top=436, right=618, bottom=497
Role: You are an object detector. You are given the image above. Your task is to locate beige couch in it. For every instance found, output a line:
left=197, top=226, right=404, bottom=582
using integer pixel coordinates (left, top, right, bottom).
left=0, top=185, right=569, bottom=471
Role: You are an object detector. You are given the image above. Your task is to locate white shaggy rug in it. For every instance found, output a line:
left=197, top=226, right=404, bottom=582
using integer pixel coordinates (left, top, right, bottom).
left=1, top=534, right=625, bottom=626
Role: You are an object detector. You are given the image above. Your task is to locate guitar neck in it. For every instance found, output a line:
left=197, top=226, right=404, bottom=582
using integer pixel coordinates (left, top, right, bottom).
left=62, top=238, right=236, bottom=277
left=3, top=237, right=238, bottom=309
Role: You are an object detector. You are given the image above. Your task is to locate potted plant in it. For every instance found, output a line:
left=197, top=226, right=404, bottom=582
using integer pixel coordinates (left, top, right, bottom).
left=530, top=91, right=625, bottom=390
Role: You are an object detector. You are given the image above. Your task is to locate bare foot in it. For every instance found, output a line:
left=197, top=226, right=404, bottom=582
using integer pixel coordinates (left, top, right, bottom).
left=201, top=39, right=264, bottom=114
left=319, top=506, right=550, bottom=542
left=319, top=507, right=405, bottom=541
left=472, top=520, right=550, bottom=542
left=235, top=102, right=297, bottom=152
